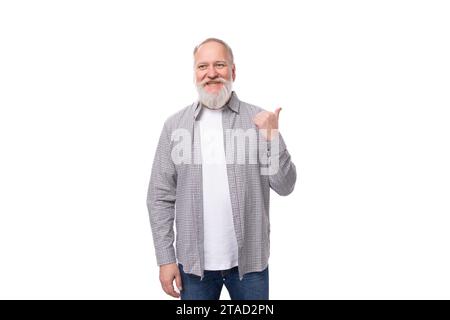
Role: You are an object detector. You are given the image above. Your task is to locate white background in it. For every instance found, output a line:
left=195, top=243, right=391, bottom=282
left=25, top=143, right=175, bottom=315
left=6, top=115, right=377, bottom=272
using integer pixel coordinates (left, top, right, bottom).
left=0, top=0, right=449, bottom=299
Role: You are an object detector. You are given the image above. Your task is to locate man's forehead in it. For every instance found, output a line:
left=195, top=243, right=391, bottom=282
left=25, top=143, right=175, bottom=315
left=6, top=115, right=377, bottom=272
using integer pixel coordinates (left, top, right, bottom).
left=194, top=41, right=229, bottom=60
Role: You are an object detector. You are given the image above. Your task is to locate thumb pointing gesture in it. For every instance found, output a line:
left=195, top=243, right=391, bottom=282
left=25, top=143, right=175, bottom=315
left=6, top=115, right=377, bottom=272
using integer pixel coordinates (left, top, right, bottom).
left=252, top=107, right=282, bottom=141
left=274, top=107, right=282, bottom=119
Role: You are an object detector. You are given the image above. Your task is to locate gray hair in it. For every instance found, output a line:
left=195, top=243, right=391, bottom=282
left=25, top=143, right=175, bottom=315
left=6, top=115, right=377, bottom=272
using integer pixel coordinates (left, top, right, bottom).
left=193, top=38, right=234, bottom=65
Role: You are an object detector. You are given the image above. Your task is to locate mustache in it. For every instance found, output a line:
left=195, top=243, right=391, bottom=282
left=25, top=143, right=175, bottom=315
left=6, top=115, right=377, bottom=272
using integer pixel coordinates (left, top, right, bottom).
left=198, top=77, right=228, bottom=86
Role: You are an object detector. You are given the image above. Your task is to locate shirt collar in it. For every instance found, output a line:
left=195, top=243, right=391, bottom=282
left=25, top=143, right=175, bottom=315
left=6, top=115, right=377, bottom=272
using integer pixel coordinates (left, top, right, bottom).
left=193, top=91, right=240, bottom=120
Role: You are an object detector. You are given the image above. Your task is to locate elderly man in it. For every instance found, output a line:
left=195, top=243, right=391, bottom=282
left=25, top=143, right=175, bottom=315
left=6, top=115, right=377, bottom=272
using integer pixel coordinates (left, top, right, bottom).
left=147, top=38, right=296, bottom=300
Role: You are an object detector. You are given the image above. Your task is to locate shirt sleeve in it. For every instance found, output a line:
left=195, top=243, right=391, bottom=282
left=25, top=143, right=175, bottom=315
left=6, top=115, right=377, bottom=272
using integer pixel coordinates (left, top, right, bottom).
left=146, top=122, right=177, bottom=265
left=263, top=131, right=297, bottom=196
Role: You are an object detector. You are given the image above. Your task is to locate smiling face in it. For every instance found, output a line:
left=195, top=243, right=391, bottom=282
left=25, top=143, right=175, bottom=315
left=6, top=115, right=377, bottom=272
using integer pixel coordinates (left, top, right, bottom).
left=194, top=41, right=236, bottom=94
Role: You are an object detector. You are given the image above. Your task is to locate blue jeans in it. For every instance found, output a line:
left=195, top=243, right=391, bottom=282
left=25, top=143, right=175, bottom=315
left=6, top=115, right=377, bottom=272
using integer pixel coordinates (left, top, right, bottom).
left=178, top=264, right=269, bottom=300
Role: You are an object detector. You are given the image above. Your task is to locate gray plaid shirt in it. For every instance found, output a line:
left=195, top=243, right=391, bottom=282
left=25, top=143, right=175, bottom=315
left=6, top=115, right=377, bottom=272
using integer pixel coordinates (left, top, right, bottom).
left=147, top=91, right=296, bottom=279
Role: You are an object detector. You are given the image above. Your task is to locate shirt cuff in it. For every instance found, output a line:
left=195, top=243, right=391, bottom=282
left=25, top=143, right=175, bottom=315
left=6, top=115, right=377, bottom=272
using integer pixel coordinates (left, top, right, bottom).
left=261, top=130, right=287, bottom=159
left=155, top=246, right=177, bottom=266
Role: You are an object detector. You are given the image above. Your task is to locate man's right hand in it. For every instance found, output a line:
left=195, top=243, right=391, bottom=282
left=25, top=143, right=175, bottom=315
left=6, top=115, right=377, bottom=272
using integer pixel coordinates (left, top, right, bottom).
left=159, top=263, right=182, bottom=298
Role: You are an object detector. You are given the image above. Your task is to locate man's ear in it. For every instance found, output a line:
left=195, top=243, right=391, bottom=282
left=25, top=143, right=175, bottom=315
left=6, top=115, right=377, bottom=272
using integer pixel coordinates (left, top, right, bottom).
left=232, top=64, right=236, bottom=81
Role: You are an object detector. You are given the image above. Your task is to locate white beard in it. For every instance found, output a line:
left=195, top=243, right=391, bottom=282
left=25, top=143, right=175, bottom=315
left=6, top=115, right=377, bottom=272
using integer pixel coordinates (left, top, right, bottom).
left=196, top=77, right=233, bottom=110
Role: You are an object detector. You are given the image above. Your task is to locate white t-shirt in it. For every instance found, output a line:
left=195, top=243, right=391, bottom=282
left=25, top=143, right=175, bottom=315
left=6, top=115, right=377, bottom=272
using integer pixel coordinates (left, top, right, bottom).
left=198, top=106, right=239, bottom=270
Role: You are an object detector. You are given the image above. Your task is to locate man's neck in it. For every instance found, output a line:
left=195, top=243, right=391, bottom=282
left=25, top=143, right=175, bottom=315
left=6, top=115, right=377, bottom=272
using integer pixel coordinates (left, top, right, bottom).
left=202, top=104, right=226, bottom=111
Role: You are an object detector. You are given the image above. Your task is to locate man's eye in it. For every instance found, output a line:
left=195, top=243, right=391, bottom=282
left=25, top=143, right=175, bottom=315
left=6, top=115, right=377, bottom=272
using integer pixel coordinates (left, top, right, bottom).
left=198, top=65, right=207, bottom=70
left=216, top=63, right=225, bottom=68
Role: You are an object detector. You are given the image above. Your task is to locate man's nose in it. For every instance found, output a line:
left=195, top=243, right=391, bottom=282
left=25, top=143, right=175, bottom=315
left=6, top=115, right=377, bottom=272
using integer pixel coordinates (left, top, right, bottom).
left=207, top=66, right=218, bottom=78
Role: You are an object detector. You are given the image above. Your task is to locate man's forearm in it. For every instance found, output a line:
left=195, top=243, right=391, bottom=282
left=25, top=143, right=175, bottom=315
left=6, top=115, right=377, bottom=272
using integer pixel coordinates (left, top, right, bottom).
left=267, top=132, right=297, bottom=196
left=147, top=122, right=178, bottom=265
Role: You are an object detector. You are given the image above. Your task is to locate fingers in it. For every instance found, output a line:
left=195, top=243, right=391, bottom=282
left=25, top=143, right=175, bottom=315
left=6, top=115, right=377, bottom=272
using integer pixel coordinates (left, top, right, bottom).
left=253, top=109, right=281, bottom=125
left=161, top=279, right=180, bottom=298
left=175, top=271, right=183, bottom=292
left=159, top=263, right=182, bottom=298
left=160, top=269, right=181, bottom=298
left=252, top=111, right=269, bottom=127
left=252, top=112, right=263, bottom=124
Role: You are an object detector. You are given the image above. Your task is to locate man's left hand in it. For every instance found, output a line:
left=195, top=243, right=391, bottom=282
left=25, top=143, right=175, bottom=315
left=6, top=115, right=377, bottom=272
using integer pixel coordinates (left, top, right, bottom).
left=252, top=107, right=282, bottom=141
